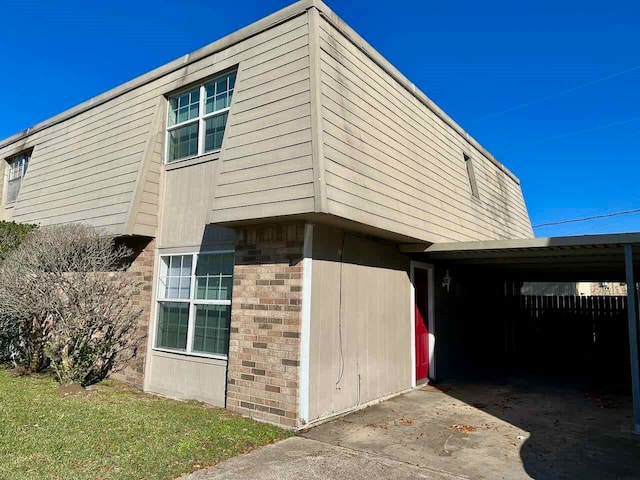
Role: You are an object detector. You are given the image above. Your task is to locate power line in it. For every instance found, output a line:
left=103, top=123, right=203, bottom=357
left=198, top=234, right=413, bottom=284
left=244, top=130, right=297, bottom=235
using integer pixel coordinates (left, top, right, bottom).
left=534, top=208, right=640, bottom=228
left=503, top=114, right=640, bottom=149
left=471, top=64, right=640, bottom=122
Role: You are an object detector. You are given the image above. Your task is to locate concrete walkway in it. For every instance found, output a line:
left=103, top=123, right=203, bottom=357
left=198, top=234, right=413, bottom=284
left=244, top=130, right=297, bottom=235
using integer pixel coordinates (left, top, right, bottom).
left=181, top=436, right=457, bottom=480
left=183, top=380, right=640, bottom=480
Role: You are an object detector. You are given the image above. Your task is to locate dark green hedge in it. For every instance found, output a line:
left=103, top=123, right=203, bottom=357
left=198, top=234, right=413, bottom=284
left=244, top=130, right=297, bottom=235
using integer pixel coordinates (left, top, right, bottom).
left=0, top=221, right=37, bottom=261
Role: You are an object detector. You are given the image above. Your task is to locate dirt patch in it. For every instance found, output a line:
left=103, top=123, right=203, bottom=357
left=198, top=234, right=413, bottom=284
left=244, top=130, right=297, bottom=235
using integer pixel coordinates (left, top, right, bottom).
left=8, top=366, right=30, bottom=377
left=59, top=383, right=91, bottom=398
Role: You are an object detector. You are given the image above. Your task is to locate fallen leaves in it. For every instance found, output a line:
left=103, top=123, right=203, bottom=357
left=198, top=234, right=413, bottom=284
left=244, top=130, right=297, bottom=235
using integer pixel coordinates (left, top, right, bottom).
left=448, top=423, right=477, bottom=434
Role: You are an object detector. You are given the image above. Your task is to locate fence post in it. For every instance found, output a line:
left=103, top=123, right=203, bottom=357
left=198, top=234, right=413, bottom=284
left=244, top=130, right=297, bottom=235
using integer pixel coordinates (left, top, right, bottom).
left=624, top=244, right=640, bottom=434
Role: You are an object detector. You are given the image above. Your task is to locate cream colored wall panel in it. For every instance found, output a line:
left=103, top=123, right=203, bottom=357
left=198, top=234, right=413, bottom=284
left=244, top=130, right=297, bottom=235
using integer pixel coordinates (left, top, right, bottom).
left=215, top=169, right=314, bottom=198
left=218, top=156, right=313, bottom=185
left=222, top=116, right=312, bottom=151
left=326, top=185, right=461, bottom=242
left=21, top=141, right=145, bottom=186
left=35, top=109, right=155, bottom=156
left=213, top=183, right=314, bottom=210
left=146, top=351, right=227, bottom=406
left=230, top=79, right=311, bottom=116
left=241, top=44, right=309, bottom=80
left=211, top=198, right=314, bottom=224
left=160, top=160, right=217, bottom=248
left=16, top=181, right=136, bottom=211
left=238, top=55, right=310, bottom=92
left=13, top=203, right=129, bottom=227
left=317, top=18, right=532, bottom=241
left=230, top=91, right=310, bottom=126
left=323, top=141, right=525, bottom=241
left=222, top=129, right=313, bottom=164
left=227, top=103, right=311, bottom=138
left=308, top=225, right=412, bottom=422
left=221, top=141, right=312, bottom=171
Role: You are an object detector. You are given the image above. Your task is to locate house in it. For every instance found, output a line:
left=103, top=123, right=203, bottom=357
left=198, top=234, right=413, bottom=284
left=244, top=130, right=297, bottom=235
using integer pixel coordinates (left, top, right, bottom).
left=2, top=0, right=639, bottom=432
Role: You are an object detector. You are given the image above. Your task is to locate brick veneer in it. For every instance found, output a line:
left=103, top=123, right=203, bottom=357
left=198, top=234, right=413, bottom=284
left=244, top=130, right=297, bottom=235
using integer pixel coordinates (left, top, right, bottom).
left=226, top=223, right=305, bottom=428
left=111, top=238, right=155, bottom=387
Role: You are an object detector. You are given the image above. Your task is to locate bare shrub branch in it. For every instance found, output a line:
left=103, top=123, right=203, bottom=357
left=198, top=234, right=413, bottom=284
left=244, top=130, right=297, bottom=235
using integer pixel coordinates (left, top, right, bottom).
left=0, top=224, right=145, bottom=384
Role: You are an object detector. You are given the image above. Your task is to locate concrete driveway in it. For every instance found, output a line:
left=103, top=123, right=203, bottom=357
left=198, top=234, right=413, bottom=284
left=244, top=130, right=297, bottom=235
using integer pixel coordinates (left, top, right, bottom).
left=184, top=380, right=640, bottom=479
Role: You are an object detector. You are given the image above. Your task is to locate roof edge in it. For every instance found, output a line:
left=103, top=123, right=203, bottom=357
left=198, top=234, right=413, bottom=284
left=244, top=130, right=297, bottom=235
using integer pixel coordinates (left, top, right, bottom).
left=311, top=0, right=520, bottom=185
left=0, top=0, right=315, bottom=151
left=400, top=231, right=640, bottom=254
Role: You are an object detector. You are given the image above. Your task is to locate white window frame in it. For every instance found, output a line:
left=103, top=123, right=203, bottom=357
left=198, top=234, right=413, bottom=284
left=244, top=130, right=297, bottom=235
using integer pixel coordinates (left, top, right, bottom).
left=153, top=250, right=234, bottom=360
left=164, top=70, right=235, bottom=164
left=5, top=152, right=29, bottom=204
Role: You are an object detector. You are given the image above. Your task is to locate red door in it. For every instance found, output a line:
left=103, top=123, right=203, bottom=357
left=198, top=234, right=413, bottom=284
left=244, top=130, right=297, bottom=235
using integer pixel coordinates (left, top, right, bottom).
left=414, top=267, right=429, bottom=382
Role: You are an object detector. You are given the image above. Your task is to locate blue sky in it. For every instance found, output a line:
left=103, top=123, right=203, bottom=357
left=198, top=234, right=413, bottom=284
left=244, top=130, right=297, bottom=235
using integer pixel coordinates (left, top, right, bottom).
left=1, top=0, right=638, bottom=237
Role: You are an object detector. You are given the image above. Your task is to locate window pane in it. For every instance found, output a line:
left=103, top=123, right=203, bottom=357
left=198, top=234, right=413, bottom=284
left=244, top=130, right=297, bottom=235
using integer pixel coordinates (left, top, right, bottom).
left=205, top=72, right=235, bottom=114
left=195, top=253, right=234, bottom=300
left=168, top=123, right=199, bottom=162
left=160, top=255, right=192, bottom=300
left=168, top=88, right=199, bottom=126
left=204, top=112, right=228, bottom=153
left=6, top=179, right=21, bottom=203
left=221, top=252, right=234, bottom=275
left=219, top=276, right=233, bottom=301
left=156, top=302, right=190, bottom=351
left=192, top=305, right=231, bottom=355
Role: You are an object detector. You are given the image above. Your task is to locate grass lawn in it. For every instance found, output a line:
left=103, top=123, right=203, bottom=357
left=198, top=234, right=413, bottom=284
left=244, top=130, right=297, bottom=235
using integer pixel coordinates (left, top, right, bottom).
left=0, top=369, right=291, bottom=480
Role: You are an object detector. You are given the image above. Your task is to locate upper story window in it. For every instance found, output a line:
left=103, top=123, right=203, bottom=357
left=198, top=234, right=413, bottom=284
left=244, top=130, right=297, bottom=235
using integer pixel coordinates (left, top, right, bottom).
left=165, top=70, right=237, bottom=163
left=463, top=153, right=480, bottom=199
left=6, top=152, right=30, bottom=204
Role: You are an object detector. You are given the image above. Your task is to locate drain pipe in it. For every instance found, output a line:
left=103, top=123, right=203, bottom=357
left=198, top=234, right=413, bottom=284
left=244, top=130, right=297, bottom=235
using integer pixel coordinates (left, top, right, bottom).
left=624, top=244, right=640, bottom=434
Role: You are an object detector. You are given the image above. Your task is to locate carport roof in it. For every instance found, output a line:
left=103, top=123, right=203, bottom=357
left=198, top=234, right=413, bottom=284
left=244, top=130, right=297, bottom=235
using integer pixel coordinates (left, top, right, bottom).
left=400, top=232, right=640, bottom=281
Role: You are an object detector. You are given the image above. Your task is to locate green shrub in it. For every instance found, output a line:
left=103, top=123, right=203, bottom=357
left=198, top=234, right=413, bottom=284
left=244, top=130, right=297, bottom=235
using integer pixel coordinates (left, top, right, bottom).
left=0, top=221, right=37, bottom=262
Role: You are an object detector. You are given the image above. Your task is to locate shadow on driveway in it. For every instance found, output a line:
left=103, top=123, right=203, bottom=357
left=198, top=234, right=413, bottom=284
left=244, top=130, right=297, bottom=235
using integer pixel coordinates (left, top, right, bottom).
left=302, top=378, right=640, bottom=479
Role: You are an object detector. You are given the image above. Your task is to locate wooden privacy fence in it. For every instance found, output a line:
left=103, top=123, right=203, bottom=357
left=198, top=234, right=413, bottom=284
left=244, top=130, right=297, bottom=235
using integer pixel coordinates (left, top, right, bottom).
left=503, top=295, right=629, bottom=378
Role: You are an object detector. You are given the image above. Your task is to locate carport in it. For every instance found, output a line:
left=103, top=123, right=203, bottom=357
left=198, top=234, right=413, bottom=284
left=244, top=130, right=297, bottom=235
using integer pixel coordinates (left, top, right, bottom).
left=401, top=232, right=640, bottom=434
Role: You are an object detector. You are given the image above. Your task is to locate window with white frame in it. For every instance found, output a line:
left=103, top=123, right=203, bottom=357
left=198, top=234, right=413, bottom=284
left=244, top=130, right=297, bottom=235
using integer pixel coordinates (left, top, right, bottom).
left=155, top=252, right=234, bottom=357
left=6, top=152, right=29, bottom=203
left=165, top=70, right=237, bottom=163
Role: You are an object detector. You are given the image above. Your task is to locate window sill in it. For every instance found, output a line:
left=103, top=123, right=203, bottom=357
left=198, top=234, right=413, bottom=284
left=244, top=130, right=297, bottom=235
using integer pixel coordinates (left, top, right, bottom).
left=164, top=151, right=220, bottom=171
left=152, top=347, right=228, bottom=362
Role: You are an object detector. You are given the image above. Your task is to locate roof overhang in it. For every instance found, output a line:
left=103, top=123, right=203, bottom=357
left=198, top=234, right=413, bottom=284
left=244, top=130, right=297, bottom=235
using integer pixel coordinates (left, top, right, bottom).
left=400, top=232, right=640, bottom=281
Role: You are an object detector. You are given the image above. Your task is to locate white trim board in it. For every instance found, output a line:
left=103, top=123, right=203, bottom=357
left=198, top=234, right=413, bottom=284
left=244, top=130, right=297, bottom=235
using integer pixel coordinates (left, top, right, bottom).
left=299, top=223, right=314, bottom=425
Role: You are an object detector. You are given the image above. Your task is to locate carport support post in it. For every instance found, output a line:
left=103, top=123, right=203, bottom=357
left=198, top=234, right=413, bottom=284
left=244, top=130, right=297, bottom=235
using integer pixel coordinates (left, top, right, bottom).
left=624, top=244, right=640, bottom=434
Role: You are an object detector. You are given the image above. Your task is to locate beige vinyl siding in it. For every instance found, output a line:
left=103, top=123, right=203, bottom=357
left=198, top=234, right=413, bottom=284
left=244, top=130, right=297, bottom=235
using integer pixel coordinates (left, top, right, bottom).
left=317, top=17, right=533, bottom=243
left=209, top=12, right=315, bottom=223
left=308, top=225, right=412, bottom=422
left=0, top=11, right=316, bottom=234
left=126, top=99, right=166, bottom=237
left=159, top=160, right=235, bottom=249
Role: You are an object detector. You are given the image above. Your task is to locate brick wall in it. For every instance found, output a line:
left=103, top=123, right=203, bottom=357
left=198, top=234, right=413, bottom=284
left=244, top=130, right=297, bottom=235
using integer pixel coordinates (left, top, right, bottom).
left=111, top=237, right=155, bottom=387
left=226, top=223, right=305, bottom=428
